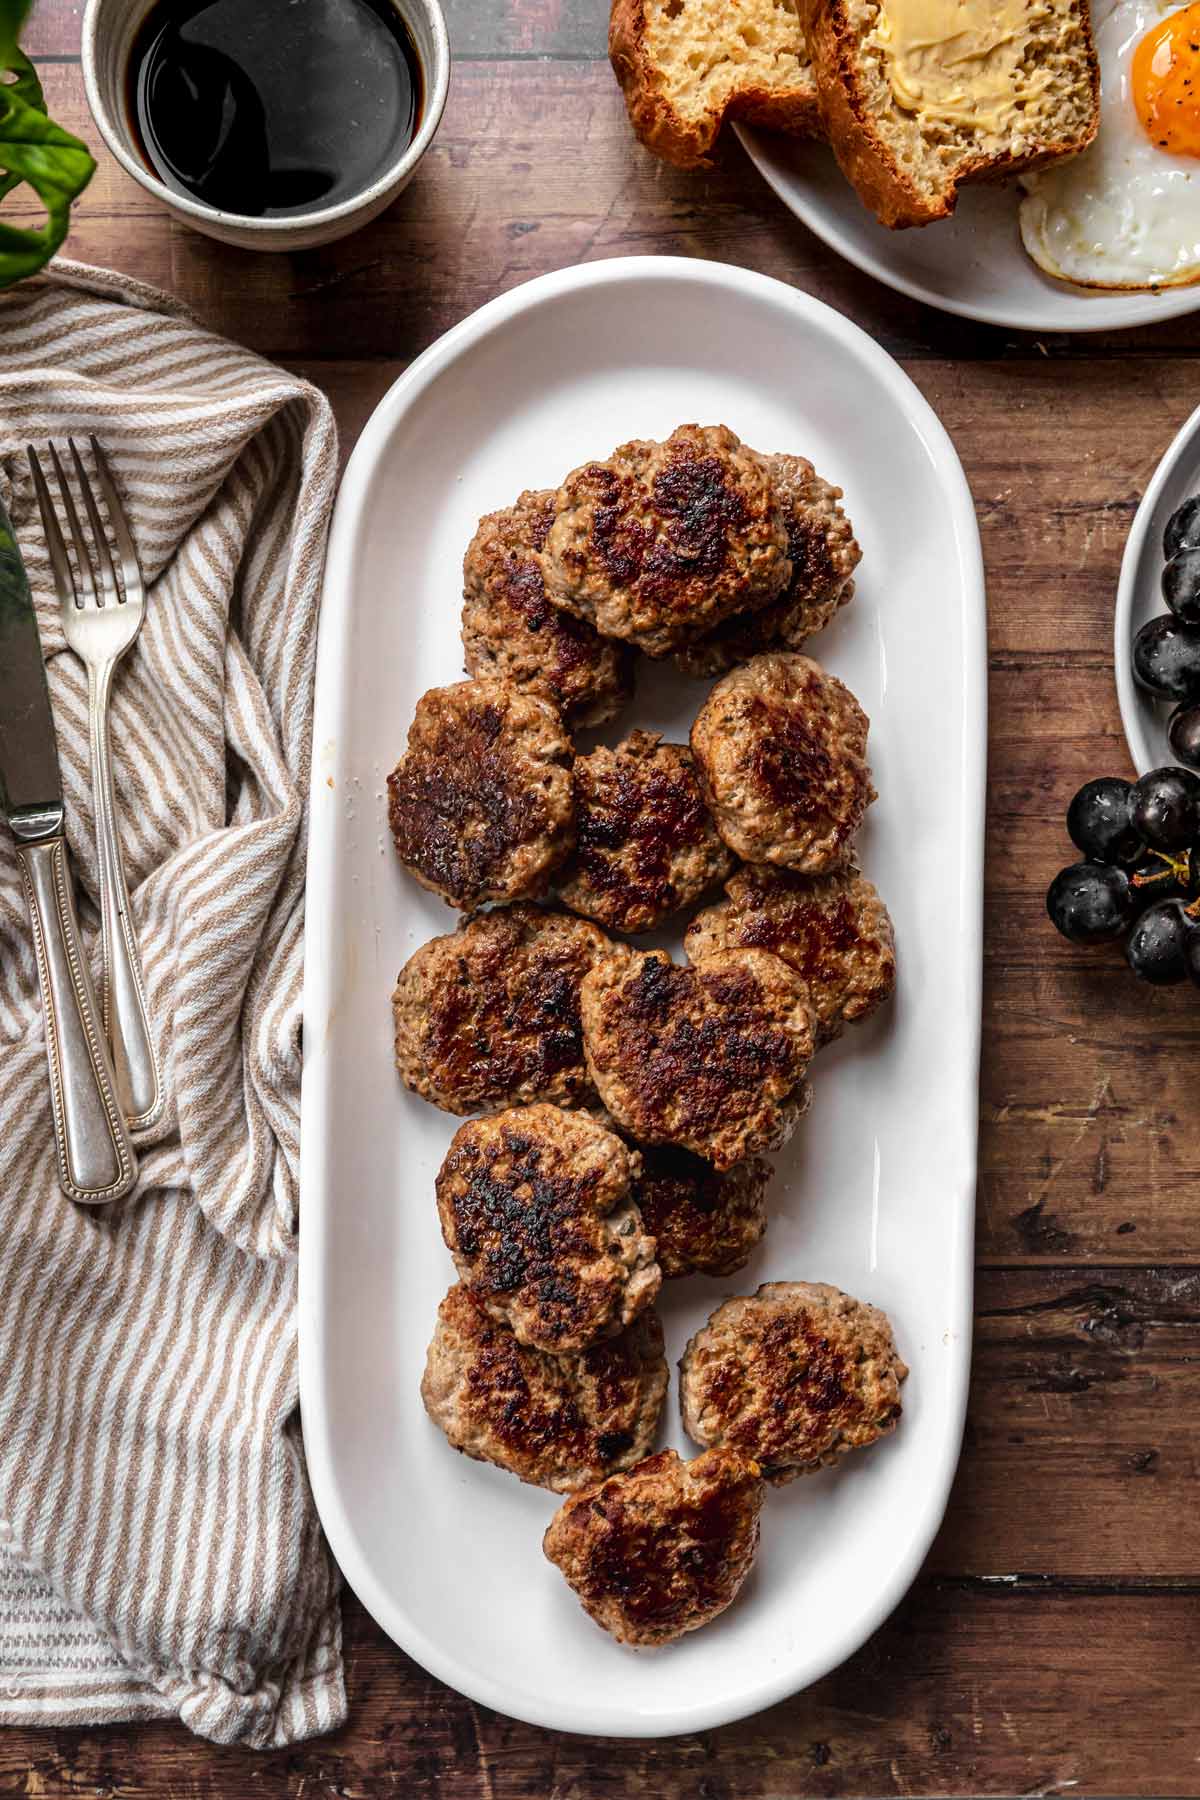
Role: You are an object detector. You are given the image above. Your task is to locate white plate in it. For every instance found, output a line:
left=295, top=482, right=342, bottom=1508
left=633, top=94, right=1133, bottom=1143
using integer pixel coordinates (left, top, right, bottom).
left=737, top=127, right=1200, bottom=334
left=299, top=255, right=986, bottom=1738
left=1116, top=402, right=1200, bottom=772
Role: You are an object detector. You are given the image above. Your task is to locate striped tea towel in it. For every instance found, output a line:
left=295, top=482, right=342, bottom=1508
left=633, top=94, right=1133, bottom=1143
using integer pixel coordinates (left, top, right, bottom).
left=0, top=262, right=345, bottom=1746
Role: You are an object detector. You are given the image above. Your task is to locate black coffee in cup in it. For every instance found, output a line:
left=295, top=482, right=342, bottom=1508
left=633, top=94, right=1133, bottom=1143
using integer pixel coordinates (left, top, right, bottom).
left=127, top=0, right=424, bottom=219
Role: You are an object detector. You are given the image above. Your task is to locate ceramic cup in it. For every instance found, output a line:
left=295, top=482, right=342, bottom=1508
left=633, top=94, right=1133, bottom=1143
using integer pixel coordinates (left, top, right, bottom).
left=81, top=0, right=450, bottom=252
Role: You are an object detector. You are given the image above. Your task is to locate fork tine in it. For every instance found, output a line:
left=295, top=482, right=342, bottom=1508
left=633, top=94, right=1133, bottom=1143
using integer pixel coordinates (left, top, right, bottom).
left=69, top=439, right=123, bottom=609
left=26, top=446, right=80, bottom=609
left=87, top=438, right=143, bottom=608
left=47, top=441, right=101, bottom=609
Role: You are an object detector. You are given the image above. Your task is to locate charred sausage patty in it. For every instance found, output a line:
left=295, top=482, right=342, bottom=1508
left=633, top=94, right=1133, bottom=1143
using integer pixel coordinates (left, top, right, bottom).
left=675, top=454, right=861, bottom=678
left=387, top=678, right=575, bottom=910
left=392, top=904, right=611, bottom=1114
left=462, top=489, right=633, bottom=727
left=685, top=864, right=895, bottom=1044
left=421, top=1283, right=667, bottom=1492
left=538, top=425, right=791, bottom=657
left=690, top=653, right=875, bottom=873
left=557, top=730, right=734, bottom=935
left=434, top=1103, right=660, bottom=1353
left=581, top=947, right=815, bottom=1170
left=636, top=1147, right=770, bottom=1279
left=679, top=1281, right=907, bottom=1483
left=542, top=1447, right=763, bottom=1645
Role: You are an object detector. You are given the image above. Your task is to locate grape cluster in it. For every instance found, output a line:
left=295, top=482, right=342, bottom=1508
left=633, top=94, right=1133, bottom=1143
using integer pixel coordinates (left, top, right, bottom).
left=1046, top=768, right=1200, bottom=984
left=1132, top=496, right=1200, bottom=767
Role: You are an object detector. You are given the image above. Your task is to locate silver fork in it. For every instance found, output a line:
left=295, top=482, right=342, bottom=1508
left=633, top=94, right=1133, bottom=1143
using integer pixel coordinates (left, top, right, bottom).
left=27, top=438, right=164, bottom=1133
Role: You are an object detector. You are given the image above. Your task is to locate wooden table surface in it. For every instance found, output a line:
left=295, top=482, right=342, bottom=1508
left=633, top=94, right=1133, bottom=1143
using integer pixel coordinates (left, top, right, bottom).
left=7, top=3, right=1200, bottom=1795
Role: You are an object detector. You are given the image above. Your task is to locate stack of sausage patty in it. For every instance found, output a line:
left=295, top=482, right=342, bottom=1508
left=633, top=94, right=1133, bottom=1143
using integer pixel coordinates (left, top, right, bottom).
left=387, top=423, right=906, bottom=1648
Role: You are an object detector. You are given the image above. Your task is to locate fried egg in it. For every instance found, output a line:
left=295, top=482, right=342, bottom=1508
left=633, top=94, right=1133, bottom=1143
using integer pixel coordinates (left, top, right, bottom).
left=1020, top=0, right=1200, bottom=290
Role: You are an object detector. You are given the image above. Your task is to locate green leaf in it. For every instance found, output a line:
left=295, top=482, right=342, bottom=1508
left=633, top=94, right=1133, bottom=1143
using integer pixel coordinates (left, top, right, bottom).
left=0, top=9, right=94, bottom=289
left=0, top=2, right=32, bottom=66
left=0, top=45, right=44, bottom=202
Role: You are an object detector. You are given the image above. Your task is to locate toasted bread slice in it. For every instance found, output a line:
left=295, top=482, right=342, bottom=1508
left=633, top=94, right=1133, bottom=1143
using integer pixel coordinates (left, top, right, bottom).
left=800, top=0, right=1099, bottom=228
left=610, top=0, right=822, bottom=170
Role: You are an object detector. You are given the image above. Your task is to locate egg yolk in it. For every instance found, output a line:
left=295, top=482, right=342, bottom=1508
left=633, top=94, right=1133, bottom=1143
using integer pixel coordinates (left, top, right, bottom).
left=1134, top=3, right=1200, bottom=157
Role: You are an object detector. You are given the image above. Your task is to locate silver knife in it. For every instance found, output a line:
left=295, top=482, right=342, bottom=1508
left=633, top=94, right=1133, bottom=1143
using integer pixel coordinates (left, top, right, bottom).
left=0, top=500, right=137, bottom=1203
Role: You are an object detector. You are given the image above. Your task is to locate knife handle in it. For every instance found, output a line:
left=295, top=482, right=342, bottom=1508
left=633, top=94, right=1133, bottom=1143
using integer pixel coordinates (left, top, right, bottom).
left=16, top=835, right=138, bottom=1204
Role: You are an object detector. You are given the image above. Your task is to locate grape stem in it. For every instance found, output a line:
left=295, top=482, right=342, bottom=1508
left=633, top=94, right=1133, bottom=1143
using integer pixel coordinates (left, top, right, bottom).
left=1131, top=850, right=1200, bottom=914
left=1132, top=850, right=1188, bottom=886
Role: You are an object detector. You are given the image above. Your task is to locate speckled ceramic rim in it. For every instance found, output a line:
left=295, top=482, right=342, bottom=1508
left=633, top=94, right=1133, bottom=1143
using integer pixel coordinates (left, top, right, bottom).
left=735, top=123, right=1200, bottom=335
left=81, top=0, right=450, bottom=248
left=1115, top=400, right=1200, bottom=775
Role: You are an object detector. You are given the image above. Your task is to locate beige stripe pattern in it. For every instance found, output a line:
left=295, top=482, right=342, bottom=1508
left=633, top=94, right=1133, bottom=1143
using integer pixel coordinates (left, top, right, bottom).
left=0, top=262, right=345, bottom=1746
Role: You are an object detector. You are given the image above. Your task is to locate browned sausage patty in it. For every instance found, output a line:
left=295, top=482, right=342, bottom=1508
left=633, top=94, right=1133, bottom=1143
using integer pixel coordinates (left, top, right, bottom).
left=387, top=678, right=575, bottom=910
left=462, top=489, right=633, bottom=727
left=435, top=1103, right=660, bottom=1353
left=675, top=455, right=861, bottom=678
left=421, top=1283, right=668, bottom=1493
left=542, top=1447, right=763, bottom=1645
left=685, top=865, right=896, bottom=1045
left=538, top=425, right=791, bottom=657
left=690, top=653, right=875, bottom=873
left=392, top=904, right=611, bottom=1114
left=581, top=947, right=815, bottom=1170
left=557, top=730, right=735, bottom=935
left=636, top=1148, right=770, bottom=1279
left=679, top=1281, right=907, bottom=1483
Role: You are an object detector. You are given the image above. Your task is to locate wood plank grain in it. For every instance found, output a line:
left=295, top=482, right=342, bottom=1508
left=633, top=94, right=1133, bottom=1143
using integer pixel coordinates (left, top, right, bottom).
left=979, top=965, right=1200, bottom=1264
left=3, top=1268, right=1198, bottom=1799
left=930, top=1267, right=1200, bottom=1572
left=17, top=0, right=80, bottom=56
left=909, top=356, right=1176, bottom=652
left=14, top=62, right=1200, bottom=361
left=12, top=5, right=1200, bottom=1795
left=2, top=1581, right=1198, bottom=1798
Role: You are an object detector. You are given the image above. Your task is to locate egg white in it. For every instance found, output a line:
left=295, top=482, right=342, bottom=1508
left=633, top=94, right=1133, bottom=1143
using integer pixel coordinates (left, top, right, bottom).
left=1019, top=0, right=1200, bottom=290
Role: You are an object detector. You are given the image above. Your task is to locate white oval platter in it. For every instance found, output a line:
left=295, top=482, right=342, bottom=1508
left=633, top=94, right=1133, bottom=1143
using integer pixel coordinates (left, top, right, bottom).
left=300, top=255, right=986, bottom=1737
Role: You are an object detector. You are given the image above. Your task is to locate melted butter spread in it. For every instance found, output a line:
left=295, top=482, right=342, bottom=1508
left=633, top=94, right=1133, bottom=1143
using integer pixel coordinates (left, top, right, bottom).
left=867, top=0, right=1056, bottom=131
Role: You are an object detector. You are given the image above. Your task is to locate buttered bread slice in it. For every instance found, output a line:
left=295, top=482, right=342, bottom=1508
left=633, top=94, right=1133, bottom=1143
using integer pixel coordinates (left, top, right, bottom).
left=801, top=0, right=1100, bottom=228
left=610, top=0, right=821, bottom=169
